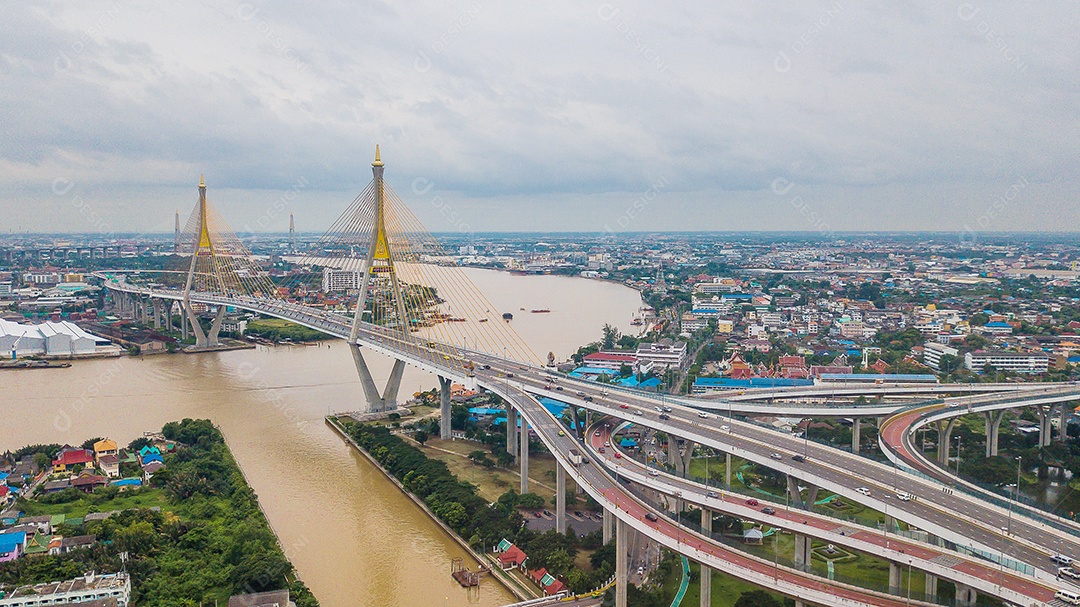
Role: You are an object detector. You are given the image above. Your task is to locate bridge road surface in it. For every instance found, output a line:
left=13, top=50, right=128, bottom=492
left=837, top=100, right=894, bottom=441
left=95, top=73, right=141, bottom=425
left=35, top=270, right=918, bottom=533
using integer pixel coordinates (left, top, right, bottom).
left=98, top=282, right=1080, bottom=590
left=471, top=357, right=1080, bottom=583
left=495, top=382, right=943, bottom=607
left=585, top=421, right=1060, bottom=605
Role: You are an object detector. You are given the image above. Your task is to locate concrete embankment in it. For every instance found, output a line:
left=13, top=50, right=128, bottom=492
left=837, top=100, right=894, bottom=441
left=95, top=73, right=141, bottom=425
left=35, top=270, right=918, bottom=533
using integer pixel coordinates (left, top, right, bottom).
left=325, top=416, right=536, bottom=601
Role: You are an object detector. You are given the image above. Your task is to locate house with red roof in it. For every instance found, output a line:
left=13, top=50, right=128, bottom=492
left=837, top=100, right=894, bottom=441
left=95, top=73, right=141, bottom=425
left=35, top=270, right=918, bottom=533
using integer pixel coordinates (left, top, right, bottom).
left=51, top=449, right=94, bottom=473
left=494, top=538, right=528, bottom=571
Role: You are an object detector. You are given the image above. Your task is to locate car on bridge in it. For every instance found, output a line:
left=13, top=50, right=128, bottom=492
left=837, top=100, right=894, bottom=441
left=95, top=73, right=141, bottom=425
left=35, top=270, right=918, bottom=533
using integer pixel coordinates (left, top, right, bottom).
left=706, top=491, right=719, bottom=498
left=762, top=507, right=776, bottom=515
left=645, top=512, right=658, bottom=522
left=697, top=411, right=709, bottom=419
left=770, top=453, right=782, bottom=460
left=745, top=498, right=759, bottom=506
left=620, top=404, right=630, bottom=409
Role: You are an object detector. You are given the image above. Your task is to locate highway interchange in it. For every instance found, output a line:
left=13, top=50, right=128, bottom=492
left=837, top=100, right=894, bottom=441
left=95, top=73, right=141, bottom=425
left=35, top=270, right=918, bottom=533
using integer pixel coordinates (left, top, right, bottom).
left=100, top=280, right=1080, bottom=606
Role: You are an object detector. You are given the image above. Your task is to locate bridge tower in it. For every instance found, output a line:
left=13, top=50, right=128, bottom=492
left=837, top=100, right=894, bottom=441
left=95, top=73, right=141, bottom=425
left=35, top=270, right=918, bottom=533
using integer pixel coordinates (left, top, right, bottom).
left=180, top=175, right=228, bottom=348
left=348, top=146, right=412, bottom=414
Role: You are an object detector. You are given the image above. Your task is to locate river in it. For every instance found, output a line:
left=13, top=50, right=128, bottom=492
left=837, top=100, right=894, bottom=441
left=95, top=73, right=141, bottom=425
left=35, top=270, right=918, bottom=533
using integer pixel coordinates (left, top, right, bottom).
left=0, top=268, right=642, bottom=607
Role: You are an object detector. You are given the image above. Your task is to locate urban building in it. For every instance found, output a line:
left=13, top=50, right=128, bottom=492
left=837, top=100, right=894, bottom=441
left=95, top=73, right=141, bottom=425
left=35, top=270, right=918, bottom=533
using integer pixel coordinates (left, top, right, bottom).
left=321, top=268, right=361, bottom=293
left=0, top=571, right=130, bottom=606
left=636, top=339, right=687, bottom=370
left=923, top=342, right=959, bottom=370
left=965, top=350, right=1049, bottom=374
left=0, top=319, right=106, bottom=357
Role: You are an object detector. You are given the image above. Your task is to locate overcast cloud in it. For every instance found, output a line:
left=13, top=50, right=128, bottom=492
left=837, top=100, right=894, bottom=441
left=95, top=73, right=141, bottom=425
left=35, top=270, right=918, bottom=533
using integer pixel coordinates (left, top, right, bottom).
left=0, top=1, right=1077, bottom=235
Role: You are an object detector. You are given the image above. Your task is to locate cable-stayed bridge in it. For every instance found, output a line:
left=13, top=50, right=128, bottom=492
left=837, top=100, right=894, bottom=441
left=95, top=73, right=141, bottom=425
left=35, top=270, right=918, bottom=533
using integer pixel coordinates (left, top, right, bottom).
left=99, top=149, right=1080, bottom=607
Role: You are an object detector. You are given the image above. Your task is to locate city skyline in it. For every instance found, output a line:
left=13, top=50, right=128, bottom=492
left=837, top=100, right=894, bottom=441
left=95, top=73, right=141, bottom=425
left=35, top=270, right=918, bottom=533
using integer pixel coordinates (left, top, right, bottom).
left=2, top=2, right=1078, bottom=235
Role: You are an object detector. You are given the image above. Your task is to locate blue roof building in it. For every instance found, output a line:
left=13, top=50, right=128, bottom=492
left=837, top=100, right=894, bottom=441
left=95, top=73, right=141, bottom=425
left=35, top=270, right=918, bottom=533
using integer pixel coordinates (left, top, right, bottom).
left=692, top=377, right=814, bottom=393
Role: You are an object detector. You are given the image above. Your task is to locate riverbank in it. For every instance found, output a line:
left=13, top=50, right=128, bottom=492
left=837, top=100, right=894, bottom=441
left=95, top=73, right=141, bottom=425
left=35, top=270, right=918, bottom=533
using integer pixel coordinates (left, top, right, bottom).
left=0, top=419, right=318, bottom=606
left=325, top=415, right=537, bottom=601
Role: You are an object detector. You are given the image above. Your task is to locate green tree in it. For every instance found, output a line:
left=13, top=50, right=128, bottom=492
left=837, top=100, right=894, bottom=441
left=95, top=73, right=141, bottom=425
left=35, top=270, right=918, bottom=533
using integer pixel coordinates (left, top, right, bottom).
left=734, top=589, right=783, bottom=607
left=414, top=430, right=429, bottom=445
left=601, top=324, right=621, bottom=350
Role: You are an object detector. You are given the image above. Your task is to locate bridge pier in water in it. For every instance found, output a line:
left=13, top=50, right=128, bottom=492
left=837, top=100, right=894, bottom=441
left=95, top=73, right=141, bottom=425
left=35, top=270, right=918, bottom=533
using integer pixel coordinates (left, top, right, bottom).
left=700, top=509, right=712, bottom=607
left=615, top=517, right=628, bottom=607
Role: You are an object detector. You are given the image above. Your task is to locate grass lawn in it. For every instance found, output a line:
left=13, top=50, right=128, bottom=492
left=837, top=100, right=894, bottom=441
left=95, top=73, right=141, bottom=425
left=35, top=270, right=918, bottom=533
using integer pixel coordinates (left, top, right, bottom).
left=418, top=437, right=581, bottom=504
left=672, top=561, right=780, bottom=607
left=19, top=487, right=170, bottom=518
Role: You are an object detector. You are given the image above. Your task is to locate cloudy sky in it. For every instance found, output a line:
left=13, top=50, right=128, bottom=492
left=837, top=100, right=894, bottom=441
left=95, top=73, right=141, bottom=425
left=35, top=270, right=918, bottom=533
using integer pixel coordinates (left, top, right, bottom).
left=1, top=1, right=1077, bottom=236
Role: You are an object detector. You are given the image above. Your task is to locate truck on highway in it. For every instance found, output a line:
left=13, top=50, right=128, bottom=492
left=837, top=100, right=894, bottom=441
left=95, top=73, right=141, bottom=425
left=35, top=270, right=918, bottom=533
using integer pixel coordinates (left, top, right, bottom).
left=568, top=448, right=584, bottom=467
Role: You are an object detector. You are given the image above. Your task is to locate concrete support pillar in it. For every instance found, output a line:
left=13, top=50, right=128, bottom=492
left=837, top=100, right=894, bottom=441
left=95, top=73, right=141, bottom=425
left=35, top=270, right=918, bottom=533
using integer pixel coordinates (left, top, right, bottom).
left=888, top=561, right=901, bottom=593
left=984, top=410, right=1006, bottom=457
left=506, top=406, right=518, bottom=459
left=603, top=508, right=614, bottom=544
left=151, top=299, right=161, bottom=330
left=207, top=306, right=226, bottom=346
left=184, top=301, right=208, bottom=347
left=852, top=417, right=861, bottom=453
left=924, top=573, right=937, bottom=598
left=616, top=518, right=628, bottom=607
left=1036, top=405, right=1053, bottom=447
left=787, top=476, right=816, bottom=510
left=1060, top=403, right=1073, bottom=442
left=556, top=463, right=566, bottom=534
left=680, top=441, right=695, bottom=477
left=936, top=418, right=958, bottom=464
left=700, top=508, right=712, bottom=607
left=438, top=375, right=452, bottom=439
left=568, top=406, right=582, bottom=440
left=725, top=452, right=732, bottom=488
left=794, top=533, right=812, bottom=570
left=350, top=347, right=407, bottom=414
left=519, top=416, right=529, bottom=494
left=181, top=303, right=189, bottom=340
left=667, top=438, right=679, bottom=474
left=955, top=583, right=977, bottom=607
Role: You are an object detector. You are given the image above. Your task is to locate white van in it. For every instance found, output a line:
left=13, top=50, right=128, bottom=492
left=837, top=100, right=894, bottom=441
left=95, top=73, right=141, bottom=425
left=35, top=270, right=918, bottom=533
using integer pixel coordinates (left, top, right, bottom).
left=1054, top=554, right=1075, bottom=566
left=1055, top=589, right=1080, bottom=605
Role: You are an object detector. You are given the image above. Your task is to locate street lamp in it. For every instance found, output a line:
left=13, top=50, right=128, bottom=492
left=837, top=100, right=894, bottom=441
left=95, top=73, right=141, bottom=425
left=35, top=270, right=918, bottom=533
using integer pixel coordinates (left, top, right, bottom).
left=774, top=526, right=781, bottom=580
left=1008, top=455, right=1022, bottom=534
left=954, top=435, right=962, bottom=477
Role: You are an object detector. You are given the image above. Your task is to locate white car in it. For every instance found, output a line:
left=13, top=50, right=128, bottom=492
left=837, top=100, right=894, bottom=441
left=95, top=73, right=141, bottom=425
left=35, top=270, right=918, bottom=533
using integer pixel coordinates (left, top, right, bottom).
left=647, top=469, right=659, bottom=477
left=634, top=410, right=644, bottom=416
left=697, top=411, right=709, bottom=419
left=856, top=487, right=871, bottom=496
left=654, top=406, right=664, bottom=412
left=720, top=425, right=730, bottom=432
left=771, top=453, right=782, bottom=460
left=1060, top=567, right=1080, bottom=580
left=896, top=491, right=912, bottom=502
